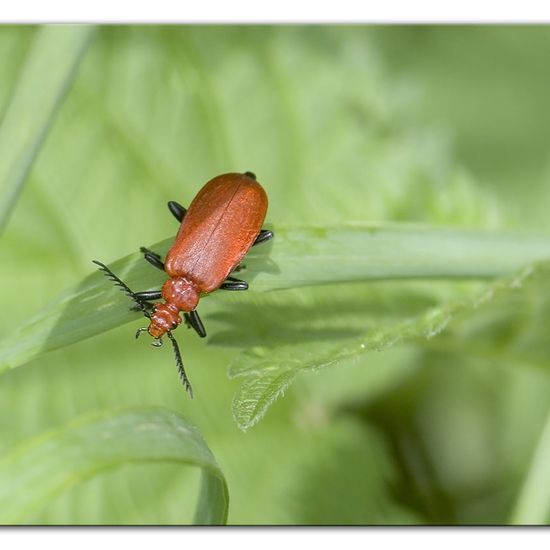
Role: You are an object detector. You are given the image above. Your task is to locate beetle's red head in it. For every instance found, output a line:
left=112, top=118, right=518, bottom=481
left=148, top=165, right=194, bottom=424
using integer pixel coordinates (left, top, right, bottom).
left=147, top=303, right=181, bottom=339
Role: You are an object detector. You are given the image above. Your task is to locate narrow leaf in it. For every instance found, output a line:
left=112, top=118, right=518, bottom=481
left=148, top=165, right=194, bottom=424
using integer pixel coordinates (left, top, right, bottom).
left=1, top=225, right=550, bottom=373
left=510, top=406, right=550, bottom=524
left=244, top=224, right=550, bottom=290
left=0, top=407, right=228, bottom=524
left=0, top=25, right=94, bottom=233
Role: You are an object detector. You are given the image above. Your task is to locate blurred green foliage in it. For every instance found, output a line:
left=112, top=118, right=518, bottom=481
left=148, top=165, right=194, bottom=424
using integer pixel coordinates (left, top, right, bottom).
left=1, top=25, right=550, bottom=525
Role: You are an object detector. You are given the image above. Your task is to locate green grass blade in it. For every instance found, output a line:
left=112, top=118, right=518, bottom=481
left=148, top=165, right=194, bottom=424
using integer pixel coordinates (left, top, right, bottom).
left=247, top=224, right=550, bottom=290
left=1, top=224, right=550, bottom=373
left=510, top=406, right=550, bottom=524
left=0, top=25, right=94, bottom=233
left=0, top=407, right=228, bottom=524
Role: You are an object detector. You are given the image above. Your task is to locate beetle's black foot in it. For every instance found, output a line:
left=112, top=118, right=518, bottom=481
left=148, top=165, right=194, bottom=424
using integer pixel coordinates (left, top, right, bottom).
left=140, top=247, right=165, bottom=271
left=253, top=229, right=273, bottom=246
left=184, top=310, right=207, bottom=338
left=220, top=277, right=249, bottom=291
left=167, top=201, right=187, bottom=223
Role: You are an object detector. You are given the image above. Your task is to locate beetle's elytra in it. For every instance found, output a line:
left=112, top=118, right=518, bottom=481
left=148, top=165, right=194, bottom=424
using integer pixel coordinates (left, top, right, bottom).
left=94, top=171, right=273, bottom=397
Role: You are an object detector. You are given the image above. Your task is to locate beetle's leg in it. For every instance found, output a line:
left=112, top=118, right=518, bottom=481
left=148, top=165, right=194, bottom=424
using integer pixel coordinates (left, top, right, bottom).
left=167, top=201, right=187, bottom=223
left=131, top=301, right=155, bottom=313
left=220, top=277, right=249, bottom=291
left=131, top=290, right=162, bottom=313
left=134, top=290, right=162, bottom=301
left=184, top=310, right=207, bottom=338
left=140, top=247, right=165, bottom=272
left=253, top=229, right=273, bottom=246
left=140, top=247, right=162, bottom=260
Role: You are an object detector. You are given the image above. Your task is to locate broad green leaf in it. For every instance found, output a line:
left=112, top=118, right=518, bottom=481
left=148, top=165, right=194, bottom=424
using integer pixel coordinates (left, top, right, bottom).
left=1, top=225, right=550, bottom=374
left=229, top=263, right=545, bottom=430
left=0, top=26, right=94, bottom=233
left=0, top=407, right=228, bottom=524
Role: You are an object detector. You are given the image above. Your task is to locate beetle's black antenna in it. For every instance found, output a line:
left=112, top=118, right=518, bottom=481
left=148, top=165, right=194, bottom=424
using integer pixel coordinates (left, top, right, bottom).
left=93, top=260, right=151, bottom=319
left=167, top=331, right=193, bottom=398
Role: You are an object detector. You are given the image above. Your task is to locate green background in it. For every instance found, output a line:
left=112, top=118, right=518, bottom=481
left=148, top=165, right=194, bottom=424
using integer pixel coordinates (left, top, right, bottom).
left=1, top=25, right=550, bottom=524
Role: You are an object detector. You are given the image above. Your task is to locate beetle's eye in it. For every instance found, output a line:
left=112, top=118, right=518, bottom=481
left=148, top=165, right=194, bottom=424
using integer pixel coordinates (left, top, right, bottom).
left=172, top=322, right=178, bottom=329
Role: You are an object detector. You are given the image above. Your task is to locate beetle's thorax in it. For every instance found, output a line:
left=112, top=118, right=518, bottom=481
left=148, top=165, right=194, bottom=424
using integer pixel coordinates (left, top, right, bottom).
left=147, top=277, right=200, bottom=339
left=161, top=276, right=200, bottom=312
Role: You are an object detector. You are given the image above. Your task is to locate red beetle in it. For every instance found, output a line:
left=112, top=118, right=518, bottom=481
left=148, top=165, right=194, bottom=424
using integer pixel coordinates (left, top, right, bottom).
left=94, top=172, right=272, bottom=396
